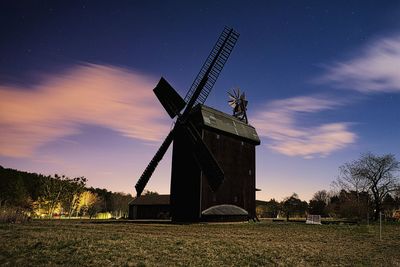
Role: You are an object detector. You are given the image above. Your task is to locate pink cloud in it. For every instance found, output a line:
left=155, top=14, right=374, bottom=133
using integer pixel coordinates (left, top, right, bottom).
left=0, top=63, right=170, bottom=157
left=320, top=34, right=400, bottom=93
left=253, top=96, right=357, bottom=158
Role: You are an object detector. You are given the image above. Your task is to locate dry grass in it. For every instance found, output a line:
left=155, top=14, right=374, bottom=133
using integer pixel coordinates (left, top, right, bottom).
left=0, top=220, right=399, bottom=266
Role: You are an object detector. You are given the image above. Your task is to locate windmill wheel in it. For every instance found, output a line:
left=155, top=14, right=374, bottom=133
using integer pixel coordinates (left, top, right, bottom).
left=227, top=88, right=248, bottom=123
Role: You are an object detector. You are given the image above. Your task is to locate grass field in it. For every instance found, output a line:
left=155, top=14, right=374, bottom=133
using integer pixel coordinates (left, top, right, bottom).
left=1, top=220, right=399, bottom=266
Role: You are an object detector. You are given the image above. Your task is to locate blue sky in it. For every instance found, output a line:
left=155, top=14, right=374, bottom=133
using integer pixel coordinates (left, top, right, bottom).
left=1, top=1, right=399, bottom=200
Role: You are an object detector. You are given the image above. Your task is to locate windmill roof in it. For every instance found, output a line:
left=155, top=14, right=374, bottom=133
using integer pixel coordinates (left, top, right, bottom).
left=129, top=194, right=170, bottom=206
left=193, top=105, right=260, bottom=145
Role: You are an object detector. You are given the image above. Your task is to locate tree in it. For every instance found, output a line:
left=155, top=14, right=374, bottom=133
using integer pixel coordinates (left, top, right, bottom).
left=265, top=199, right=280, bottom=218
left=394, top=186, right=400, bottom=199
left=77, top=191, right=98, bottom=217
left=143, top=190, right=159, bottom=196
left=336, top=153, right=400, bottom=220
left=281, top=193, right=308, bottom=220
left=394, top=187, right=400, bottom=210
left=256, top=200, right=267, bottom=218
left=256, top=199, right=280, bottom=218
left=382, top=194, right=396, bottom=218
left=333, top=161, right=369, bottom=218
left=89, top=188, right=112, bottom=212
left=88, top=197, right=103, bottom=219
left=328, top=190, right=370, bottom=219
left=308, top=200, right=326, bottom=216
left=312, top=190, right=330, bottom=204
left=40, top=174, right=70, bottom=217
left=308, top=190, right=330, bottom=216
left=61, top=177, right=87, bottom=218
left=0, top=167, right=31, bottom=208
left=0, top=166, right=139, bottom=219
left=110, top=192, right=134, bottom=218
left=0, top=166, right=48, bottom=209
left=0, top=175, right=29, bottom=208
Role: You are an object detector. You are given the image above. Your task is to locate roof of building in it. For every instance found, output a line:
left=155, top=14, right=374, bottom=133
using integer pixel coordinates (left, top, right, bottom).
left=129, top=194, right=170, bottom=206
left=192, top=105, right=260, bottom=145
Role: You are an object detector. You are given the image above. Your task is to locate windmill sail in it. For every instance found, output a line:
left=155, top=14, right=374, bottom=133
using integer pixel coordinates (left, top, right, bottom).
left=183, top=27, right=239, bottom=112
left=135, top=129, right=174, bottom=196
left=135, top=27, right=239, bottom=197
left=153, top=77, right=186, bottom=119
left=185, top=122, right=224, bottom=191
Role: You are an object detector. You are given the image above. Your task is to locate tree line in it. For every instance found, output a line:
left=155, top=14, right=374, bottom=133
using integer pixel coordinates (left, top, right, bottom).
left=1, top=152, right=399, bottom=222
left=257, top=152, right=400, bottom=221
left=0, top=166, right=134, bottom=219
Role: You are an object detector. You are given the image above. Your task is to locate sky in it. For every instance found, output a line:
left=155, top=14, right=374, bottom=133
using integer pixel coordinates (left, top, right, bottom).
left=1, top=1, right=400, bottom=201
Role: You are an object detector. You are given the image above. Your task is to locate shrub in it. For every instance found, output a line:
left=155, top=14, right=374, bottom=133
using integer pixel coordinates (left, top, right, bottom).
left=0, top=207, right=30, bottom=223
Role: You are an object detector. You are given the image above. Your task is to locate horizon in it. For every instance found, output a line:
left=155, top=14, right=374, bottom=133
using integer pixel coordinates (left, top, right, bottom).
left=1, top=1, right=400, bottom=202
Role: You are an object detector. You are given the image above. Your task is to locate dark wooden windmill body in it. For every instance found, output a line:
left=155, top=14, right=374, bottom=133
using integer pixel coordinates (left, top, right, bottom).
left=132, top=27, right=260, bottom=222
left=171, top=105, right=260, bottom=222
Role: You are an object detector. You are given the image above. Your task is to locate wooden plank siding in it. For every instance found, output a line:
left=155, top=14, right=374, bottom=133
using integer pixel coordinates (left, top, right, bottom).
left=170, top=105, right=259, bottom=222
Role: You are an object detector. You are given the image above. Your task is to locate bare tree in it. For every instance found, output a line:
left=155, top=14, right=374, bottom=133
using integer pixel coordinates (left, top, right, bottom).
left=336, top=152, right=400, bottom=220
left=333, top=162, right=370, bottom=218
left=312, top=190, right=330, bottom=205
left=333, top=163, right=369, bottom=193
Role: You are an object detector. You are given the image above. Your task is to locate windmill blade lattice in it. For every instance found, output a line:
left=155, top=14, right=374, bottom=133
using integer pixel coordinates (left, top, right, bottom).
left=183, top=27, right=239, bottom=110
left=135, top=129, right=175, bottom=197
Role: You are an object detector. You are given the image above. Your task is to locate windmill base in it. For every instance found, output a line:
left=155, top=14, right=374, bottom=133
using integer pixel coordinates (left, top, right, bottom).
left=200, top=214, right=249, bottom=222
left=199, top=204, right=249, bottom=222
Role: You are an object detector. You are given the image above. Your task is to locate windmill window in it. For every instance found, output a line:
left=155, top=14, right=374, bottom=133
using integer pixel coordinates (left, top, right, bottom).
left=241, top=141, right=244, bottom=146
left=249, top=169, right=252, bottom=175
left=234, top=196, right=238, bottom=202
left=216, top=134, right=220, bottom=139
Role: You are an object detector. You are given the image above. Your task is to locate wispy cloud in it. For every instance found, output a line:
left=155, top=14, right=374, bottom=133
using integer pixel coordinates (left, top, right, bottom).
left=0, top=63, right=170, bottom=157
left=320, top=34, right=400, bottom=93
left=253, top=96, right=357, bottom=158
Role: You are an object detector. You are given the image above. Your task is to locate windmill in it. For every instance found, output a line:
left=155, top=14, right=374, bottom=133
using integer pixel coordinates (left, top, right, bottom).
left=132, top=27, right=261, bottom=222
left=134, top=27, right=240, bottom=220
left=228, top=88, right=248, bottom=123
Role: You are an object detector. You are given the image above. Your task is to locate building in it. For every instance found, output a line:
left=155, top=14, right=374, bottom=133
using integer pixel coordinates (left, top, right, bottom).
left=170, top=104, right=260, bottom=222
left=128, top=194, right=170, bottom=219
